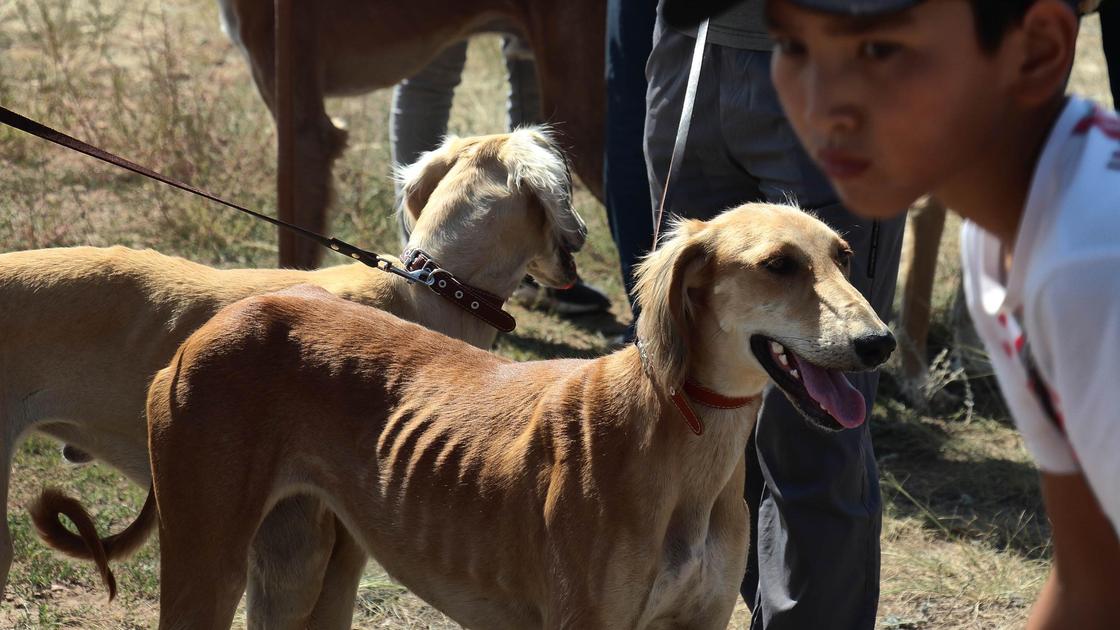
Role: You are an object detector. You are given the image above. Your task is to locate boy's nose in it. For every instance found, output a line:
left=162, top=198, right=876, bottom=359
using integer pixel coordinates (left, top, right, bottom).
left=802, top=67, right=861, bottom=138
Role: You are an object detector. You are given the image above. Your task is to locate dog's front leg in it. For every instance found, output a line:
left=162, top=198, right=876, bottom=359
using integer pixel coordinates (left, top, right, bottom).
left=246, top=495, right=341, bottom=630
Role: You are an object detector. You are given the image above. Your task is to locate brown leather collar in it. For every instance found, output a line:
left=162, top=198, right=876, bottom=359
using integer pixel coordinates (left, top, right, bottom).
left=401, top=248, right=516, bottom=333
left=669, top=380, right=757, bottom=436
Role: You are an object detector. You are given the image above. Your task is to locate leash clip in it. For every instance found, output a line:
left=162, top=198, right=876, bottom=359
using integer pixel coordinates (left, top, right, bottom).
left=327, top=239, right=435, bottom=285
left=375, top=258, right=437, bottom=286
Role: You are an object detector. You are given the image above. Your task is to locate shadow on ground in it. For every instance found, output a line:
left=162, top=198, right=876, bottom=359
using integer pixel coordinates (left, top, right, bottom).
left=494, top=331, right=603, bottom=360
left=872, top=395, right=1049, bottom=561
left=561, top=309, right=630, bottom=338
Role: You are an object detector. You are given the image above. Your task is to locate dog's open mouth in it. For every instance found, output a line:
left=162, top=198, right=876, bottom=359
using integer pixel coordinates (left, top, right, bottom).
left=749, top=335, right=866, bottom=431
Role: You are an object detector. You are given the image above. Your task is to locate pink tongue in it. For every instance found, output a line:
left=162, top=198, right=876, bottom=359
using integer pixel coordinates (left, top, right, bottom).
left=795, top=359, right=866, bottom=428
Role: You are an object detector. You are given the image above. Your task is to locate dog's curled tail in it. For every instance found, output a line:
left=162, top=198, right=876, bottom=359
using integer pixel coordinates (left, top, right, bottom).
left=29, top=485, right=157, bottom=601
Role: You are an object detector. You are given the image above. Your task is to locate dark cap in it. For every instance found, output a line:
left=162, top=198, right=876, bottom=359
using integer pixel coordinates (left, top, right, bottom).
left=661, top=0, right=921, bottom=29
left=780, top=0, right=921, bottom=15
left=786, top=0, right=1087, bottom=14
left=662, top=0, right=1090, bottom=29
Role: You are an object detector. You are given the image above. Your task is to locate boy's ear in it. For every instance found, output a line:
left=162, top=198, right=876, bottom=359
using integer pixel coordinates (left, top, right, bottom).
left=1010, top=0, right=1079, bottom=106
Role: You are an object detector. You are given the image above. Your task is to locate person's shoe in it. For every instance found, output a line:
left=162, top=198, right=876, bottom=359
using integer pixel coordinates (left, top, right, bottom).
left=513, top=277, right=612, bottom=316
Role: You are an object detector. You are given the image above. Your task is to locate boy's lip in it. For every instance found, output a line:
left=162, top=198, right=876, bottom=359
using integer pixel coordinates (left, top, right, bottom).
left=816, top=148, right=871, bottom=179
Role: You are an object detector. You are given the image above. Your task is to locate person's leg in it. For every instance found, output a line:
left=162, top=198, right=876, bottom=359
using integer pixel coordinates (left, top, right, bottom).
left=605, top=0, right=658, bottom=304
left=390, top=41, right=469, bottom=169
left=644, top=17, right=762, bottom=222
left=503, top=35, right=543, bottom=128
left=391, top=41, right=468, bottom=242
left=716, top=49, right=906, bottom=630
left=1101, top=1, right=1120, bottom=106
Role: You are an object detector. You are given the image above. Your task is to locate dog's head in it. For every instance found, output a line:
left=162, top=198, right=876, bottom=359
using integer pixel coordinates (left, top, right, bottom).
left=396, top=127, right=586, bottom=289
left=634, top=203, right=894, bottom=431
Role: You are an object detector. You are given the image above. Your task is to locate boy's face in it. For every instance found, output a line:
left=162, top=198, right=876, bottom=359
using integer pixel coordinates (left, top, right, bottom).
left=767, top=0, right=1012, bottom=219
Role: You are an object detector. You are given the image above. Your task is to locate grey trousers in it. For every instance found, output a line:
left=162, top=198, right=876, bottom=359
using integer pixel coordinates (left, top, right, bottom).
left=390, top=38, right=542, bottom=173
left=644, top=18, right=905, bottom=630
left=391, top=37, right=541, bottom=242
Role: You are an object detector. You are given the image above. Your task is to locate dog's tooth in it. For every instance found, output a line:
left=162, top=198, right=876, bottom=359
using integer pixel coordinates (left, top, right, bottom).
left=770, top=341, right=783, bottom=355
left=790, top=368, right=800, bottom=380
left=778, top=353, right=789, bottom=367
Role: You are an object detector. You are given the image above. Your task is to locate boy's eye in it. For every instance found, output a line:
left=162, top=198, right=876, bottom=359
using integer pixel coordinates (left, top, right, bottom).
left=858, top=41, right=901, bottom=61
left=773, top=36, right=806, bottom=57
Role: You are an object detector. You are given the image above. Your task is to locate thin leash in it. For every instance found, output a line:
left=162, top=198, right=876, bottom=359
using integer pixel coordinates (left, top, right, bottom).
left=0, top=105, right=515, bottom=332
left=642, top=19, right=758, bottom=435
left=651, top=17, right=708, bottom=248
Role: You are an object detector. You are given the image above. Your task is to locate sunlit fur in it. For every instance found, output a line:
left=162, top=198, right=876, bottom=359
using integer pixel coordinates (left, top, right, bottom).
left=12, top=128, right=582, bottom=628
left=42, top=202, right=889, bottom=629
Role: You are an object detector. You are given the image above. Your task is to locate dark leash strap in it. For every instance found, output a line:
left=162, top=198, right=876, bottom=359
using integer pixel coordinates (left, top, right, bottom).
left=651, top=17, right=708, bottom=248
left=0, top=105, right=515, bottom=332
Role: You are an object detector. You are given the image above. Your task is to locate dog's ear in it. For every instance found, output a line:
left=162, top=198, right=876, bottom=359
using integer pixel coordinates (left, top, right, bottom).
left=503, top=127, right=588, bottom=253
left=395, top=137, right=461, bottom=229
left=633, top=219, right=710, bottom=391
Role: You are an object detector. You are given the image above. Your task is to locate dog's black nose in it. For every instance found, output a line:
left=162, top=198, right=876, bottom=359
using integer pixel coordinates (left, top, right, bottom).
left=853, top=331, right=896, bottom=368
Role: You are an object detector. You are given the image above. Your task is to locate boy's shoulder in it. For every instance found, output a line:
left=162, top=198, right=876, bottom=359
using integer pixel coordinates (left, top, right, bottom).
left=1038, top=97, right=1120, bottom=190
left=1058, top=99, right=1120, bottom=213
left=1023, top=97, right=1120, bottom=286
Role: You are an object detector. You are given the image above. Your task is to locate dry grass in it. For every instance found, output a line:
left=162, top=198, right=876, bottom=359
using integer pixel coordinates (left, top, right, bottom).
left=0, top=1, right=1113, bottom=628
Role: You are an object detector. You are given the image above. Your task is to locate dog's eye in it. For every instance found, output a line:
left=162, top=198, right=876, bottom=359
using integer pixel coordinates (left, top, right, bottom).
left=763, top=255, right=797, bottom=276
left=836, top=249, right=853, bottom=270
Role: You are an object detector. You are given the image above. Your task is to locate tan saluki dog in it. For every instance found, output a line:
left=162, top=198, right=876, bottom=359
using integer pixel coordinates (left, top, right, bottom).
left=217, top=0, right=605, bottom=267
left=9, top=128, right=585, bottom=625
left=43, top=202, right=893, bottom=629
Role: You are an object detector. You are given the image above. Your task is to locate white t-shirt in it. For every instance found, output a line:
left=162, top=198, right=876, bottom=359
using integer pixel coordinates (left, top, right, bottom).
left=961, top=96, right=1120, bottom=534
